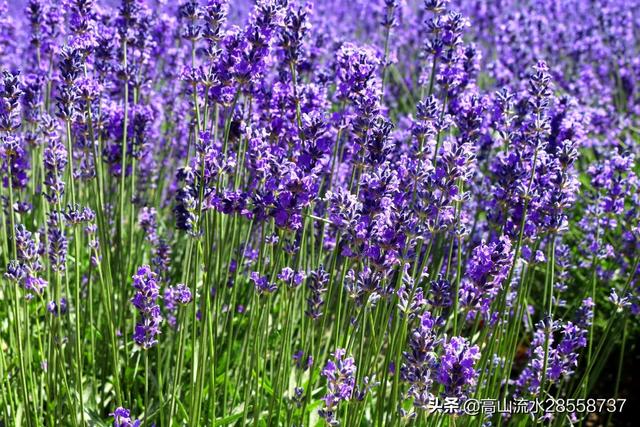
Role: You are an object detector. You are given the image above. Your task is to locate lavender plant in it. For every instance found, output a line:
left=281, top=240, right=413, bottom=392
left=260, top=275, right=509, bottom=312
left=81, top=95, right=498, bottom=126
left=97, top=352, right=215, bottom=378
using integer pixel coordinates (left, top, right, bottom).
left=1, top=0, right=639, bottom=426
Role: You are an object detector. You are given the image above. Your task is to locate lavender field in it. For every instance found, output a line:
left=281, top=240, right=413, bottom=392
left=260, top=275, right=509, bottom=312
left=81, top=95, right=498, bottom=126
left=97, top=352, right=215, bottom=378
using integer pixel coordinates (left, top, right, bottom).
left=0, top=0, right=639, bottom=426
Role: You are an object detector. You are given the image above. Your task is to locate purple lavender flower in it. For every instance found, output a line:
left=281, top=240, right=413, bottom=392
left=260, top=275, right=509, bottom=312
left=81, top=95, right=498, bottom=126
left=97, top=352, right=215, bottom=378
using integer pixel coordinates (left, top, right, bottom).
left=381, top=0, right=399, bottom=31
left=138, top=206, right=158, bottom=244
left=1, top=71, right=30, bottom=190
left=47, top=212, right=67, bottom=273
left=292, top=386, right=305, bottom=407
left=428, top=274, right=452, bottom=308
left=277, top=266, right=305, bottom=288
left=335, top=42, right=380, bottom=101
left=514, top=303, right=591, bottom=398
left=401, top=311, right=440, bottom=409
left=15, top=224, right=48, bottom=299
left=278, top=2, right=311, bottom=68
left=293, top=349, right=313, bottom=370
left=344, top=266, right=385, bottom=307
left=609, top=289, right=631, bottom=312
left=42, top=115, right=67, bottom=204
left=47, top=298, right=68, bottom=316
left=513, top=318, right=556, bottom=397
left=63, top=204, right=95, bottom=226
left=319, top=348, right=356, bottom=425
left=547, top=321, right=588, bottom=382
left=55, top=46, right=83, bottom=121
left=0, top=0, right=636, bottom=423
left=460, top=235, right=512, bottom=315
left=173, top=166, right=200, bottom=236
left=250, top=271, right=278, bottom=294
left=306, top=265, right=328, bottom=320
left=68, top=0, right=97, bottom=52
left=202, top=0, right=228, bottom=46
left=131, top=265, right=162, bottom=349
left=437, top=336, right=480, bottom=398
left=163, top=283, right=193, bottom=328
left=110, top=407, right=140, bottom=427
left=152, top=239, right=172, bottom=282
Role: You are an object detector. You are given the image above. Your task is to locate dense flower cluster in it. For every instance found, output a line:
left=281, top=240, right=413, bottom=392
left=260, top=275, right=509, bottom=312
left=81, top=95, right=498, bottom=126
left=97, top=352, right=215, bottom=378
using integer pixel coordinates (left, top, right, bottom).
left=401, top=311, right=440, bottom=409
left=131, top=265, right=162, bottom=349
left=437, top=336, right=480, bottom=398
left=0, top=0, right=639, bottom=426
left=110, top=407, right=140, bottom=427
left=163, top=283, right=192, bottom=328
left=319, top=348, right=357, bottom=425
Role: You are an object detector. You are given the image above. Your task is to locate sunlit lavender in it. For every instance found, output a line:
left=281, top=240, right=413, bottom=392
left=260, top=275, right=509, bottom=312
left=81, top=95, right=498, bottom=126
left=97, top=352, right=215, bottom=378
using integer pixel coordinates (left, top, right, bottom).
left=1, top=0, right=639, bottom=426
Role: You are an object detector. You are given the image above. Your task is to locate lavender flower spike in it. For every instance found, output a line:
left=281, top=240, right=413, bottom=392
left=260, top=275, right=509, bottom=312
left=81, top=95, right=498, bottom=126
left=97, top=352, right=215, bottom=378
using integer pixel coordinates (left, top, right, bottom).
left=319, top=348, right=357, bottom=425
left=110, top=407, right=140, bottom=427
left=437, top=336, right=480, bottom=398
left=131, top=265, right=162, bottom=349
